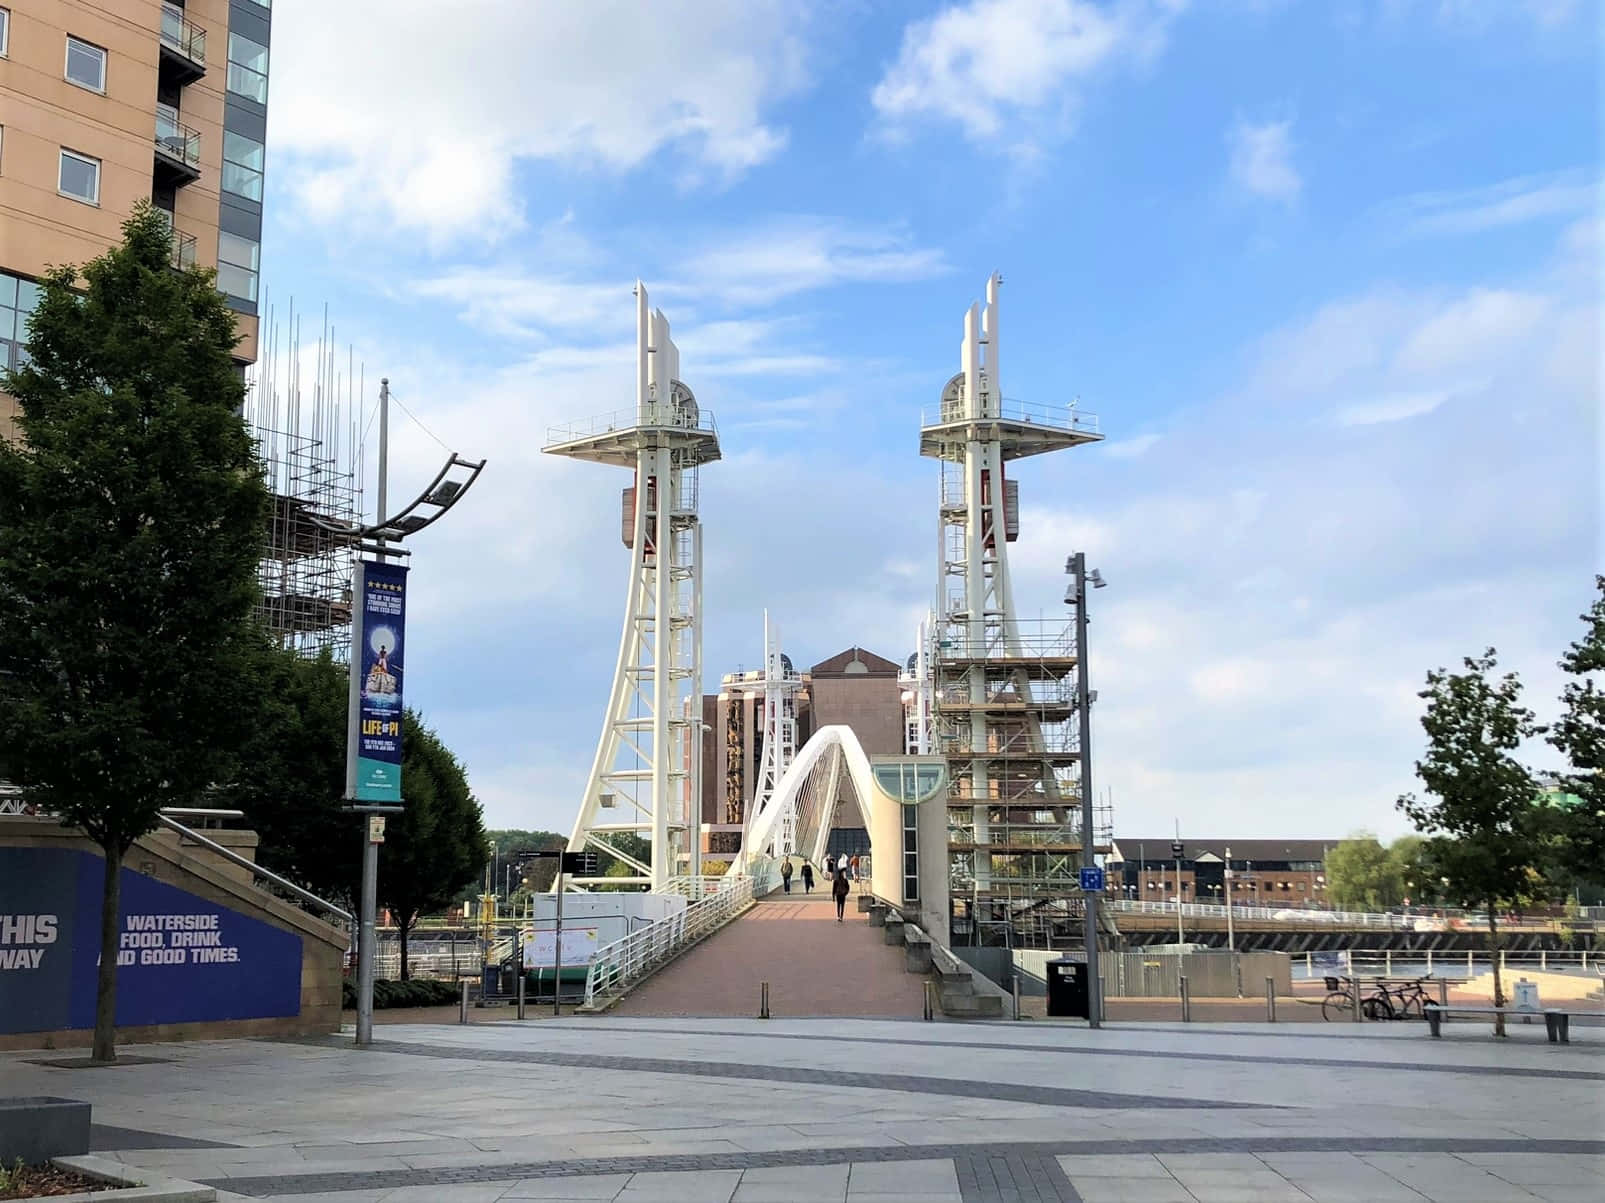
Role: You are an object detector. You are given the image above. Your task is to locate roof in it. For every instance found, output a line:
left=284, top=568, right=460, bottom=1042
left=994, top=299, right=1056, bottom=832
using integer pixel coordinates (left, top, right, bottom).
left=810, top=646, right=901, bottom=679
left=1109, top=838, right=1338, bottom=864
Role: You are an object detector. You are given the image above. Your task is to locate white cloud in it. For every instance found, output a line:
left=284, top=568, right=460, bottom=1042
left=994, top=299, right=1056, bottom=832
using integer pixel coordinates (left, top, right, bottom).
left=1227, top=118, right=1301, bottom=202
left=269, top=1, right=816, bottom=242
left=1333, top=389, right=1452, bottom=427
left=1102, top=433, right=1161, bottom=458
left=869, top=0, right=1186, bottom=150
left=1379, top=169, right=1598, bottom=238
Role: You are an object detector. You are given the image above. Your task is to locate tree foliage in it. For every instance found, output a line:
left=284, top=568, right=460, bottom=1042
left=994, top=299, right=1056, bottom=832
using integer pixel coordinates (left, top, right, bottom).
left=1397, top=649, right=1545, bottom=1033
left=1325, top=832, right=1403, bottom=910
left=0, top=204, right=269, bottom=1062
left=383, top=715, right=489, bottom=978
left=1546, top=576, right=1605, bottom=893
left=225, top=648, right=353, bottom=903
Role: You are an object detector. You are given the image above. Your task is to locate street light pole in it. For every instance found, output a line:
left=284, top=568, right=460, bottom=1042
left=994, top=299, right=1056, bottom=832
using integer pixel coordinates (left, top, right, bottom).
left=1225, top=842, right=1236, bottom=954
left=1066, top=553, right=1102, bottom=1028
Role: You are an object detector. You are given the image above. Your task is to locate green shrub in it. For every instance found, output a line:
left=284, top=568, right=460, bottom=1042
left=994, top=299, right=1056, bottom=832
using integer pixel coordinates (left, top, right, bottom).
left=344, top=977, right=463, bottom=1010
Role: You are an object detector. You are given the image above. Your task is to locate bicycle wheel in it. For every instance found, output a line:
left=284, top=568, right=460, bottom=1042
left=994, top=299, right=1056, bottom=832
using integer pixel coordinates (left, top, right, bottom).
left=1322, top=992, right=1352, bottom=1021
left=1397, top=992, right=1425, bottom=1020
left=1362, top=994, right=1394, bottom=1021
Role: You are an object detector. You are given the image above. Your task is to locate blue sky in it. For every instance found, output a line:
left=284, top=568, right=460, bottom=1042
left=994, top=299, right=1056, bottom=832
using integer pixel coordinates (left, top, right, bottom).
left=258, top=0, right=1600, bottom=840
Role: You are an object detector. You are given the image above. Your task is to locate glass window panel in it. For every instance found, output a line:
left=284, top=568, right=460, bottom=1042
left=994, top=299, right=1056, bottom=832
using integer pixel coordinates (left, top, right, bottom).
left=65, top=38, right=105, bottom=90
left=0, top=274, right=15, bottom=307
left=223, top=131, right=265, bottom=172
left=58, top=151, right=99, bottom=202
left=15, top=278, right=40, bottom=313
left=0, top=307, right=14, bottom=341
left=222, top=131, right=264, bottom=200
left=1, top=9, right=10, bottom=58
left=227, top=34, right=268, bottom=101
left=218, top=231, right=260, bottom=272
left=216, top=262, right=257, bottom=302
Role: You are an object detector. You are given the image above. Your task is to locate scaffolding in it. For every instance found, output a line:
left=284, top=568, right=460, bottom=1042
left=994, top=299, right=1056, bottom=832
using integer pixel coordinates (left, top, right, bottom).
left=245, top=301, right=363, bottom=661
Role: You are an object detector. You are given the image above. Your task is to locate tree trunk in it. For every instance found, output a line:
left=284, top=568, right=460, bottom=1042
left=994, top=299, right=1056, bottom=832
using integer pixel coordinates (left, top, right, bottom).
left=91, top=842, right=123, bottom=1065
left=1487, top=900, right=1505, bottom=1038
left=398, top=914, right=410, bottom=982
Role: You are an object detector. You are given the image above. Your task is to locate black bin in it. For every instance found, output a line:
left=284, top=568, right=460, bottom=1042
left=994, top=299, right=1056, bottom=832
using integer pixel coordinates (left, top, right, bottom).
left=1046, top=957, right=1089, bottom=1019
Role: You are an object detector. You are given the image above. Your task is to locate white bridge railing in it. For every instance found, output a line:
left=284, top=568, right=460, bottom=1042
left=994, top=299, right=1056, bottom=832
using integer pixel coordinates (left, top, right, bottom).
left=581, top=869, right=765, bottom=1008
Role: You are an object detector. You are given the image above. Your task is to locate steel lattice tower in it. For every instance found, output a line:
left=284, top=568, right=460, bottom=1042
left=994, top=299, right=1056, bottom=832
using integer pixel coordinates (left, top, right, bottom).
left=919, top=272, right=1102, bottom=935
left=543, top=284, right=720, bottom=890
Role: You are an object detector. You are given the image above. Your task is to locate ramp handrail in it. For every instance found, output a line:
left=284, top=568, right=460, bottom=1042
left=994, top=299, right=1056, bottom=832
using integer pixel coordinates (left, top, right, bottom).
left=582, top=872, right=756, bottom=1008
left=155, top=813, right=352, bottom=926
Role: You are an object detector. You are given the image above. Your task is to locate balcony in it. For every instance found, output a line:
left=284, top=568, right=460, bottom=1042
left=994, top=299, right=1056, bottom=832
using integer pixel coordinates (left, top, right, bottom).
left=154, top=105, right=201, bottom=187
left=170, top=229, right=197, bottom=271
left=158, top=4, right=207, bottom=87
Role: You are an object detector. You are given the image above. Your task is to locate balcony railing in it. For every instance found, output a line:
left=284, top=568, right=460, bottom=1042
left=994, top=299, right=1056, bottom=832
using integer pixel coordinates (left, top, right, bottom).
left=170, top=229, right=197, bottom=270
left=159, top=3, right=207, bottom=70
left=155, top=106, right=201, bottom=172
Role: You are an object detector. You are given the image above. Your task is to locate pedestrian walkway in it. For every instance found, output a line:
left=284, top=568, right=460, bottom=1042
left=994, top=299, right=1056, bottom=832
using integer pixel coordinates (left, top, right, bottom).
left=612, top=889, right=927, bottom=1019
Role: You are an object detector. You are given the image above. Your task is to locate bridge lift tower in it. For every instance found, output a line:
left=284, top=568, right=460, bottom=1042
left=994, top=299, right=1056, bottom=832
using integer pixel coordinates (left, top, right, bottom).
left=543, top=284, right=720, bottom=890
left=919, top=272, right=1104, bottom=940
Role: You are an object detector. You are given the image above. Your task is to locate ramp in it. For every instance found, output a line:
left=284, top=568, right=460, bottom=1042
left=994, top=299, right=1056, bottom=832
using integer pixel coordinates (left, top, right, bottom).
left=611, top=893, right=926, bottom=1018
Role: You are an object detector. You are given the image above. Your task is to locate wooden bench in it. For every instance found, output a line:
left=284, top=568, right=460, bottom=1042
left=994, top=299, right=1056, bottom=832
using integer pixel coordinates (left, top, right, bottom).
left=1423, top=1002, right=1573, bottom=1043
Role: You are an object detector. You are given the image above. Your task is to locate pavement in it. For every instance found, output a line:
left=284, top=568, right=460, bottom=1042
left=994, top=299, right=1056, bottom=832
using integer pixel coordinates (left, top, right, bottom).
left=612, top=892, right=926, bottom=1019
left=2, top=1012, right=1600, bottom=1202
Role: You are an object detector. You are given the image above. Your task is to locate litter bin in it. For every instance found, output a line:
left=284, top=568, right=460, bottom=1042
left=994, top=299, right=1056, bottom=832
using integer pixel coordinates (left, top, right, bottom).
left=1046, top=957, right=1089, bottom=1019
left=481, top=964, right=501, bottom=1000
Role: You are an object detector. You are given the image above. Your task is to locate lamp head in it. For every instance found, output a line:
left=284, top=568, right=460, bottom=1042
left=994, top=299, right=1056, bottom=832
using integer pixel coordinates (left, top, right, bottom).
left=1089, top=569, right=1107, bottom=589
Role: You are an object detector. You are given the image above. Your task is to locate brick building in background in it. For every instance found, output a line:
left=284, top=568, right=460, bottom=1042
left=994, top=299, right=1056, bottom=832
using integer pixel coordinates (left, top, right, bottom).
left=1107, top=838, right=1336, bottom=908
left=701, top=646, right=906, bottom=863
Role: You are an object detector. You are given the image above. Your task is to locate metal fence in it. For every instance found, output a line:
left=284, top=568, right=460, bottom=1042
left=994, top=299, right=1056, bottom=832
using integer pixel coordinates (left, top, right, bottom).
left=1104, top=898, right=1592, bottom=932
left=582, top=872, right=758, bottom=1008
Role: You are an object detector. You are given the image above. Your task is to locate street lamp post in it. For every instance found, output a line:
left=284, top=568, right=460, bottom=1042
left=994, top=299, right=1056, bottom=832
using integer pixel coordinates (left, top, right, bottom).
left=1172, top=836, right=1185, bottom=947
left=336, top=378, right=486, bottom=1048
left=1065, top=553, right=1105, bottom=1028
left=1225, top=843, right=1236, bottom=954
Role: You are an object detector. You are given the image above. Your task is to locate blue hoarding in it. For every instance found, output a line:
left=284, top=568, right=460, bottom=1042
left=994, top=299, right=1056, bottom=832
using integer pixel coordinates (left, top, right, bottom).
left=0, top=848, right=303, bottom=1035
left=350, top=559, right=408, bottom=804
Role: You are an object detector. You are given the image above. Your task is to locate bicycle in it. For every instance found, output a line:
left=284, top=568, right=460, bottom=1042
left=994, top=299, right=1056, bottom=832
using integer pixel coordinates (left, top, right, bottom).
left=1319, top=976, right=1397, bottom=1021
left=1375, top=977, right=1433, bottom=1020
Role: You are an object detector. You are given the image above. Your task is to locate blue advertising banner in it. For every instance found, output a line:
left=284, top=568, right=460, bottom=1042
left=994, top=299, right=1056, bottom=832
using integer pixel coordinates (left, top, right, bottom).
left=350, top=559, right=408, bottom=804
left=0, top=848, right=303, bottom=1035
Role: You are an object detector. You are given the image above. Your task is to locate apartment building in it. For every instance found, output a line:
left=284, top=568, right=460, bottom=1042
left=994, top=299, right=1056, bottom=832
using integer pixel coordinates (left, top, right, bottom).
left=0, top=0, right=271, bottom=440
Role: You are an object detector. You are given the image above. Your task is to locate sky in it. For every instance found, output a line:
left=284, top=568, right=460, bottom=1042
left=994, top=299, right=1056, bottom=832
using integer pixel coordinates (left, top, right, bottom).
left=255, top=0, right=1601, bottom=842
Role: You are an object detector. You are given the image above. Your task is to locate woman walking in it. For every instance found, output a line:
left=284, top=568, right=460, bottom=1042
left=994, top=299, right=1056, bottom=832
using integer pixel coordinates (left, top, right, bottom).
left=832, top=866, right=850, bottom=922
left=800, top=862, right=815, bottom=894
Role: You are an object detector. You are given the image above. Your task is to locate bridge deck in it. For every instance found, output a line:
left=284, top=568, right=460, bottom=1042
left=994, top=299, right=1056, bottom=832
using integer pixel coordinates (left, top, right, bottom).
left=610, top=888, right=926, bottom=1019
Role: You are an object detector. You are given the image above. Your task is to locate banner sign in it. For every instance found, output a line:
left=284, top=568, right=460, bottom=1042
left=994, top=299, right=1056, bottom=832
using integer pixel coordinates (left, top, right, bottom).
left=347, top=559, right=409, bottom=804
left=520, top=927, right=599, bottom=968
left=0, top=848, right=303, bottom=1035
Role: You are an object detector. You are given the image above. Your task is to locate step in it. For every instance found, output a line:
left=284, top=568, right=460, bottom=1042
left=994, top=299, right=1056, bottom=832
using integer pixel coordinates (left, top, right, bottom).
left=940, top=990, right=1004, bottom=1019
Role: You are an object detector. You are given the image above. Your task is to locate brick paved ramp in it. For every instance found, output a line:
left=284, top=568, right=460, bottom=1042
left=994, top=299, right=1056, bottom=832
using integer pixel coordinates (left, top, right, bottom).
left=612, top=892, right=927, bottom=1018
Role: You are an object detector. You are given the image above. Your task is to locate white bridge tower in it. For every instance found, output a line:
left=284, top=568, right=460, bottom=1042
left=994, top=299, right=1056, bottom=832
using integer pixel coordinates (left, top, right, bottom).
left=543, top=284, right=720, bottom=890
left=745, top=612, right=801, bottom=858
left=919, top=272, right=1102, bottom=923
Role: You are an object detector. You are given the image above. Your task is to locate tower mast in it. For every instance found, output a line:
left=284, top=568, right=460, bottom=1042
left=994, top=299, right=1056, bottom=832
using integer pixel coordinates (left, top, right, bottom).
left=543, top=284, right=720, bottom=890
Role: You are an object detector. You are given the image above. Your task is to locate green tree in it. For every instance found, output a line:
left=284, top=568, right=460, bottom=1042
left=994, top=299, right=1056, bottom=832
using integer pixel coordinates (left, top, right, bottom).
left=1397, top=650, right=1544, bottom=1036
left=0, top=205, right=268, bottom=1063
left=225, top=647, right=353, bottom=904
left=1547, top=576, right=1605, bottom=898
left=486, top=828, right=566, bottom=893
left=1325, top=831, right=1403, bottom=910
left=383, top=714, right=489, bottom=979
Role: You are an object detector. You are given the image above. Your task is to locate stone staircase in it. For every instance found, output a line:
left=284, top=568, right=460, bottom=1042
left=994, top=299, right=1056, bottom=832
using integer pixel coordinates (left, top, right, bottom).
left=861, top=895, right=1006, bottom=1019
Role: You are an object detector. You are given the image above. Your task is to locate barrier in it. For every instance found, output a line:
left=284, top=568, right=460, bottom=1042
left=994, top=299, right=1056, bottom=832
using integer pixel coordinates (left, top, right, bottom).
left=580, top=872, right=758, bottom=1009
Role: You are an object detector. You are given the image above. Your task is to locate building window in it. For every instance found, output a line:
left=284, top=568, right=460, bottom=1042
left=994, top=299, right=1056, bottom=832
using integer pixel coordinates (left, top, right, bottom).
left=0, top=271, right=40, bottom=371
left=0, top=9, right=10, bottom=58
left=226, top=33, right=268, bottom=102
left=216, top=231, right=259, bottom=301
left=58, top=149, right=100, bottom=205
left=222, top=131, right=264, bottom=201
left=902, top=805, right=919, bottom=904
left=65, top=36, right=107, bottom=92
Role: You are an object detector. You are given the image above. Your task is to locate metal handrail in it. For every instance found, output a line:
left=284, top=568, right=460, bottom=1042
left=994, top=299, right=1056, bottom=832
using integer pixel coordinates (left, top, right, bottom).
left=545, top=403, right=719, bottom=446
left=582, top=873, right=756, bottom=1007
left=159, top=3, right=206, bottom=65
left=155, top=813, right=352, bottom=925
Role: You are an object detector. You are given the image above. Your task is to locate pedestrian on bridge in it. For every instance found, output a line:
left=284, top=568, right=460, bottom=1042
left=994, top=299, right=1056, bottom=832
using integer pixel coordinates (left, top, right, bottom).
left=781, top=858, right=794, bottom=894
left=801, top=862, right=815, bottom=894
left=832, top=867, right=850, bottom=922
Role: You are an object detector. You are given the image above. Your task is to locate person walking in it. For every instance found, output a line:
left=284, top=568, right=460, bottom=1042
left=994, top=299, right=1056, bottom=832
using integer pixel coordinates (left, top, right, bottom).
left=849, top=853, right=861, bottom=883
left=824, top=853, right=836, bottom=878
left=832, top=867, right=850, bottom=922
left=780, top=857, right=794, bottom=894
left=800, top=862, right=814, bottom=894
